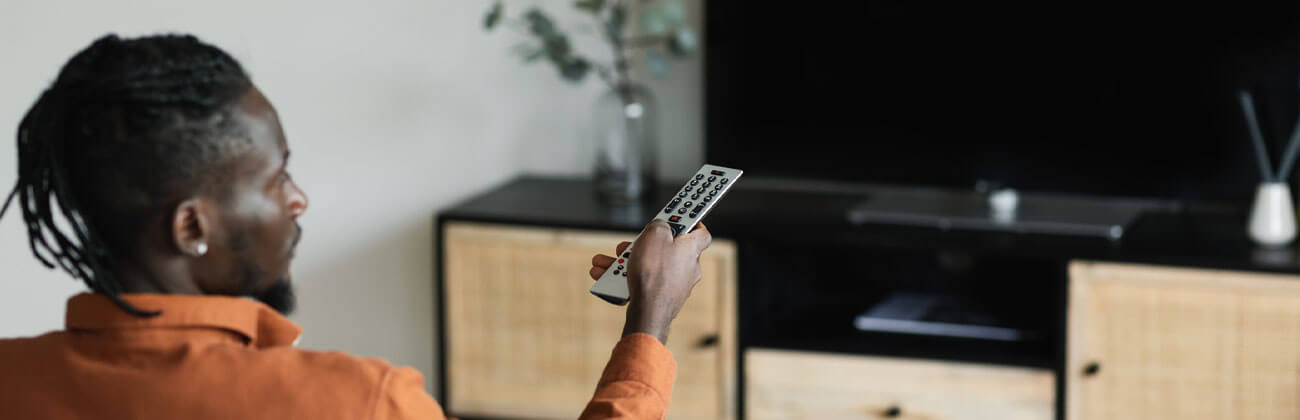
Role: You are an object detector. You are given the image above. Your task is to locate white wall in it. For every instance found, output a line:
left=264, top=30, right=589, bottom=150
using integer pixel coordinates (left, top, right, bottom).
left=0, top=0, right=703, bottom=394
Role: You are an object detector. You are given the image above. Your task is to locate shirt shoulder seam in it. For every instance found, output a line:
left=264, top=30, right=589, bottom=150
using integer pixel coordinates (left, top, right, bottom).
left=369, top=365, right=398, bottom=420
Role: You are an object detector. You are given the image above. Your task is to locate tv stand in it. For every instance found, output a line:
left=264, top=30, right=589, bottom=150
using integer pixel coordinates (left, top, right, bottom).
left=846, top=187, right=1153, bottom=240
left=436, top=175, right=1300, bottom=420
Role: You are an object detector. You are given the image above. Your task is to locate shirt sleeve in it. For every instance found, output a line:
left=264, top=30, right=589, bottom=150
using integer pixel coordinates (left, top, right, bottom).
left=372, top=365, right=448, bottom=420
left=579, top=333, right=677, bottom=420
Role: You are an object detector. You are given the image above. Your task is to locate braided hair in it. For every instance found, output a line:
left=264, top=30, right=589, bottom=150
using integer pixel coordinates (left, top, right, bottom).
left=0, top=34, right=254, bottom=316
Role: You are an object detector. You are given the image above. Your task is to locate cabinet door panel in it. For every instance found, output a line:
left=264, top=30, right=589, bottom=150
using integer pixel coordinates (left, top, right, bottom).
left=444, top=222, right=736, bottom=419
left=746, top=349, right=1054, bottom=420
left=1069, top=261, right=1300, bottom=420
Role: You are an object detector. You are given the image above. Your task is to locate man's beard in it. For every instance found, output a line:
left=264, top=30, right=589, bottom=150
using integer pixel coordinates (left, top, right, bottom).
left=254, top=279, right=296, bottom=315
left=230, top=229, right=299, bottom=316
left=236, top=255, right=296, bottom=315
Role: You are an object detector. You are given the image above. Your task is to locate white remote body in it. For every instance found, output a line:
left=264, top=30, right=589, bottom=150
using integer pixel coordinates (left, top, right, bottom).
left=590, top=164, right=743, bottom=305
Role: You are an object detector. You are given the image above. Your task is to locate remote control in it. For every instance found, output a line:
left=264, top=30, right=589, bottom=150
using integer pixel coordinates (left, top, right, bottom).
left=590, top=164, right=743, bottom=305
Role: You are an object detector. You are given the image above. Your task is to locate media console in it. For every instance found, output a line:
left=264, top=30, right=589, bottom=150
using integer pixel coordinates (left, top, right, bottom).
left=436, top=175, right=1300, bottom=420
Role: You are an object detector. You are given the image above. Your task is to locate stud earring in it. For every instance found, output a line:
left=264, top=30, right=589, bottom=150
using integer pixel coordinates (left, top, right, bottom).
left=196, top=243, right=208, bottom=256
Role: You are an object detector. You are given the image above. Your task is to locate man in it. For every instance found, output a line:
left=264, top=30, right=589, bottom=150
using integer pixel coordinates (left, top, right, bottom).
left=0, top=34, right=712, bottom=419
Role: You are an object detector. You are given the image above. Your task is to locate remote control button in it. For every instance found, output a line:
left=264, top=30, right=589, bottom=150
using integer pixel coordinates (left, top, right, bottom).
left=708, top=176, right=717, bottom=182
left=702, top=182, right=712, bottom=189
left=617, top=265, right=624, bottom=270
left=703, top=195, right=713, bottom=202
left=678, top=208, right=687, bottom=214
left=696, top=187, right=706, bottom=194
left=691, top=193, right=701, bottom=200
left=715, top=183, right=723, bottom=190
left=669, top=215, right=681, bottom=222
left=612, top=270, right=620, bottom=275
left=690, top=180, right=699, bottom=186
left=618, top=258, right=625, bottom=264
left=695, top=174, right=704, bottom=180
left=671, top=198, right=681, bottom=204
left=678, top=191, right=687, bottom=198
left=667, top=222, right=687, bottom=237
left=711, top=170, right=725, bottom=176
left=689, top=211, right=700, bottom=218
left=622, top=271, right=628, bottom=277
left=622, top=252, right=630, bottom=258
left=721, top=178, right=729, bottom=184
left=709, top=189, right=718, bottom=196
left=684, top=201, right=693, bottom=207
left=663, top=207, right=672, bottom=213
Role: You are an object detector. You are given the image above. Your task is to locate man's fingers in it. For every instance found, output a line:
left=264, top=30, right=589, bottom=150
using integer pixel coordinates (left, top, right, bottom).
left=679, top=222, right=713, bottom=254
left=592, top=254, right=615, bottom=268
left=590, top=239, right=637, bottom=282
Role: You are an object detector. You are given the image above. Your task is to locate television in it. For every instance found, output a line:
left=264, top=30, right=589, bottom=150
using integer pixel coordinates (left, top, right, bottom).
left=705, top=1, right=1300, bottom=204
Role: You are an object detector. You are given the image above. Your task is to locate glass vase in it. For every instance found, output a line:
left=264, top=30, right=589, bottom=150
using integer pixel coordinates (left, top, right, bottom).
left=593, top=82, right=657, bottom=204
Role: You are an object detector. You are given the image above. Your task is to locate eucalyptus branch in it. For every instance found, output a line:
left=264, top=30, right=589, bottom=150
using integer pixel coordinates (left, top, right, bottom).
left=592, top=0, right=630, bottom=87
left=609, top=0, right=631, bottom=88
left=593, top=62, right=617, bottom=89
left=485, top=0, right=692, bottom=87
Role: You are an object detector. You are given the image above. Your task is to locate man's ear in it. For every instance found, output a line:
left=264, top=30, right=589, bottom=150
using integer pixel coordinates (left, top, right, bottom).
left=172, top=199, right=211, bottom=257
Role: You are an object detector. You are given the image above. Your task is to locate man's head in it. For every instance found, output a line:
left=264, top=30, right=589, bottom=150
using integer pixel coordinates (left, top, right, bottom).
left=0, top=34, right=308, bottom=315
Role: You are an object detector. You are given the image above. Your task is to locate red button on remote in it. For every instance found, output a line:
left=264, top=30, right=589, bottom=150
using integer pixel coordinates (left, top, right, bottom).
left=618, top=258, right=625, bottom=264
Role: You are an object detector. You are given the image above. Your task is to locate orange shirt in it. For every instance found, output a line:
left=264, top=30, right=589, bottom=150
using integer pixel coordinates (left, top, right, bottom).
left=0, top=293, right=676, bottom=419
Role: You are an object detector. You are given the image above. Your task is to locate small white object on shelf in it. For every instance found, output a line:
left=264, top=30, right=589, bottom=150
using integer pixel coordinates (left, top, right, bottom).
left=1248, top=182, right=1296, bottom=247
left=988, top=188, right=1018, bottom=225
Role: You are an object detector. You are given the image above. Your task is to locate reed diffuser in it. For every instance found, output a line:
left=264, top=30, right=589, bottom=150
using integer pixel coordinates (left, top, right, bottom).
left=1237, top=90, right=1300, bottom=246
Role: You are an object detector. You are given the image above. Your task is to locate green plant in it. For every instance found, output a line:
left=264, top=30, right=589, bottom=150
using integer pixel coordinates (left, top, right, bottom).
left=483, top=0, right=697, bottom=87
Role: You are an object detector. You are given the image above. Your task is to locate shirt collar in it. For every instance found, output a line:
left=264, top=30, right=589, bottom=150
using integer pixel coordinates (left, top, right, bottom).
left=65, top=293, right=303, bottom=348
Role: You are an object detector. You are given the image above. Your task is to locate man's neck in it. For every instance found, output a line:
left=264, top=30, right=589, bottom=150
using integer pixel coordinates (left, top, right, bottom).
left=113, top=257, right=203, bottom=295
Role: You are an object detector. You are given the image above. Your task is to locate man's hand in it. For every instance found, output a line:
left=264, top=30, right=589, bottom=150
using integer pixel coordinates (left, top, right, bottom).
left=588, top=219, right=713, bottom=344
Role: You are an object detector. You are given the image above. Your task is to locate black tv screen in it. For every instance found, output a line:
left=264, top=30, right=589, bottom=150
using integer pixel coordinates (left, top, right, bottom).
left=706, top=1, right=1300, bottom=203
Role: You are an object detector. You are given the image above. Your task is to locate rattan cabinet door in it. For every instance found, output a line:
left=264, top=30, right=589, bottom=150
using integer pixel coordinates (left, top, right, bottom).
left=1069, top=261, right=1300, bottom=420
left=443, top=222, right=737, bottom=419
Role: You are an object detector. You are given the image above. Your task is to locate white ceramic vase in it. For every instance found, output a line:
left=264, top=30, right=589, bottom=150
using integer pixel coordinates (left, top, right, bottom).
left=1248, top=182, right=1297, bottom=247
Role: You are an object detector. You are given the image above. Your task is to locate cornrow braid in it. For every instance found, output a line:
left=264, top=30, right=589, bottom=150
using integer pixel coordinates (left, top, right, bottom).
left=0, top=34, right=253, bottom=316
